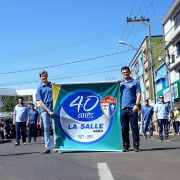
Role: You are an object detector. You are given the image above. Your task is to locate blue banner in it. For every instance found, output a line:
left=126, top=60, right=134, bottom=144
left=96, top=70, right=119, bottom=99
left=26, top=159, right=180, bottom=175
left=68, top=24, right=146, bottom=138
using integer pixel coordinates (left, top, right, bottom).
left=53, top=81, right=122, bottom=151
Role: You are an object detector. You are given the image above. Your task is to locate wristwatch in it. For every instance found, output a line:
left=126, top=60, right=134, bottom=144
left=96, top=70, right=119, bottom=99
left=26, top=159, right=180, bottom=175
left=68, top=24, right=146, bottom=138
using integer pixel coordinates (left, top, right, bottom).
left=135, top=103, right=140, bottom=108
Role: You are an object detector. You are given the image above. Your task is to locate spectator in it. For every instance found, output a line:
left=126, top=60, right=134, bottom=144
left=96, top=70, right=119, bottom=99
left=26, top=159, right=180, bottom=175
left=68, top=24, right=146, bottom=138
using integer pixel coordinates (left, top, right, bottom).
left=3, top=120, right=10, bottom=140
left=174, top=107, right=180, bottom=135
left=169, top=111, right=175, bottom=134
left=0, top=119, right=4, bottom=140
left=8, top=120, right=14, bottom=138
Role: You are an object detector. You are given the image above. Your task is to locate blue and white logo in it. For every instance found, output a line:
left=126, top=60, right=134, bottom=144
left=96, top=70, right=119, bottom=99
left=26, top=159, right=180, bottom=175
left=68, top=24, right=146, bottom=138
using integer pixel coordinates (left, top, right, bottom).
left=58, top=89, right=113, bottom=144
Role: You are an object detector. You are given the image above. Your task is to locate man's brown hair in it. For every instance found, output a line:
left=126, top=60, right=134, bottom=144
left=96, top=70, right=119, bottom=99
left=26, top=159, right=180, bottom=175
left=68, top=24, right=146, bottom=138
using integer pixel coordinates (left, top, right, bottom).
left=39, top=70, right=48, bottom=77
left=121, top=66, right=130, bottom=72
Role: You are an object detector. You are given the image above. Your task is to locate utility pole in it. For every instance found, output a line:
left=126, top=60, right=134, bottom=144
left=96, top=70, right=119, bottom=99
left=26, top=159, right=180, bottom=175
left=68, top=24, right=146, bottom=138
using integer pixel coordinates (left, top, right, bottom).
left=158, top=54, right=173, bottom=110
left=126, top=17, right=156, bottom=103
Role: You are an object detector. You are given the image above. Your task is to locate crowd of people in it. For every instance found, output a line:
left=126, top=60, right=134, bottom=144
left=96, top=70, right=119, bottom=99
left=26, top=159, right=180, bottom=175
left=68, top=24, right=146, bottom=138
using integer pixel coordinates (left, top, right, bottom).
left=0, top=119, right=14, bottom=140
left=139, top=101, right=180, bottom=140
left=0, top=116, right=47, bottom=141
left=1, top=67, right=180, bottom=154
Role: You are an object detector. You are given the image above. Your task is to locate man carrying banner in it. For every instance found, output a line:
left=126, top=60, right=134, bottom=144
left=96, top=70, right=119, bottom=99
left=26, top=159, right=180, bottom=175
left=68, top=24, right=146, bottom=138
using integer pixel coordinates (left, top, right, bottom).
left=119, top=66, right=141, bottom=152
left=36, top=70, right=60, bottom=154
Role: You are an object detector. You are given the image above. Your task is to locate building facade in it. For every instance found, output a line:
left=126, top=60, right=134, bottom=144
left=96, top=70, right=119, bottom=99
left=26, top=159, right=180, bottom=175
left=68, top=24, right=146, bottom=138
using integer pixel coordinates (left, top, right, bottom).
left=158, top=0, right=180, bottom=108
left=129, top=36, right=165, bottom=104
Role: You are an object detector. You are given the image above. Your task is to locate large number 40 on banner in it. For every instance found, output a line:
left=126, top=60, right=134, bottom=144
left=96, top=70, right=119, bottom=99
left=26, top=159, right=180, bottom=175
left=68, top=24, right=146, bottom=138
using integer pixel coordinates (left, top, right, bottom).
left=52, top=81, right=122, bottom=151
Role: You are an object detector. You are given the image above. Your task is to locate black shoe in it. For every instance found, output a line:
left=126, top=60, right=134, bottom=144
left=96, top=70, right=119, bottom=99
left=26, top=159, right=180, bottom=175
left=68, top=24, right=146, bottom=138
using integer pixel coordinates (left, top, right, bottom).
left=134, top=143, right=140, bottom=152
left=144, top=136, right=147, bottom=139
left=34, top=139, right=37, bottom=142
left=122, top=143, right=130, bottom=152
left=149, top=136, right=154, bottom=139
left=41, top=149, right=51, bottom=154
left=15, top=142, right=20, bottom=146
left=158, top=137, right=163, bottom=141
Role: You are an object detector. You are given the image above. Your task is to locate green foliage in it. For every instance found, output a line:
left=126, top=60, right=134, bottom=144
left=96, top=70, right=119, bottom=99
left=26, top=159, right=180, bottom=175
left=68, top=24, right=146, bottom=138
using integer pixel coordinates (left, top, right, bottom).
left=0, top=96, right=18, bottom=112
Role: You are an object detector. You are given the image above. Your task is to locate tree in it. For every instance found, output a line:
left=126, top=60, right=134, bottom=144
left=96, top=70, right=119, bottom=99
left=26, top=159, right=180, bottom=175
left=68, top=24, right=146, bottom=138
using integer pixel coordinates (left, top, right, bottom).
left=0, top=96, right=18, bottom=112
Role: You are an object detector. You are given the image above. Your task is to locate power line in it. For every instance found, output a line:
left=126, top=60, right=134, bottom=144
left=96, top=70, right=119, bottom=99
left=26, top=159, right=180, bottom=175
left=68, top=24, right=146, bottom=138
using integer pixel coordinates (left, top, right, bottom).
left=2, top=48, right=176, bottom=87
left=110, top=0, right=155, bottom=78
left=3, top=63, right=129, bottom=84
left=0, top=64, right=129, bottom=86
left=0, top=50, right=132, bottom=75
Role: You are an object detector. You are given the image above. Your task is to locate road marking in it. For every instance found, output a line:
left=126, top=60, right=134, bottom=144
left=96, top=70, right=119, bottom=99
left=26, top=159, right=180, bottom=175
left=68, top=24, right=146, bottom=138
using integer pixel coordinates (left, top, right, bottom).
left=97, top=163, right=114, bottom=180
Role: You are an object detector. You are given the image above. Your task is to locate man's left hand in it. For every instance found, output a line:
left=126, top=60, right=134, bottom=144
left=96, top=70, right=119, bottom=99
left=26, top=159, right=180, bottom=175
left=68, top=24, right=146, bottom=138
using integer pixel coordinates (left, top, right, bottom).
left=132, top=105, right=139, bottom=113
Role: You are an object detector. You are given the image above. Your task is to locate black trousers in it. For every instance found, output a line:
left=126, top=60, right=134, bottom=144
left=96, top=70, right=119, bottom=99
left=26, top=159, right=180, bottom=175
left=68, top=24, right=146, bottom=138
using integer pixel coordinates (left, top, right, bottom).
left=28, top=124, right=37, bottom=140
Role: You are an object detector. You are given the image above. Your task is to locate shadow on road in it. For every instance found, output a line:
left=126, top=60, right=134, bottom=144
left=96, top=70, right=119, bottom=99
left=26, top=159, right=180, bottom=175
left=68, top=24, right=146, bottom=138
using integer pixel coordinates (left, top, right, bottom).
left=0, top=152, right=40, bottom=157
left=141, top=147, right=180, bottom=151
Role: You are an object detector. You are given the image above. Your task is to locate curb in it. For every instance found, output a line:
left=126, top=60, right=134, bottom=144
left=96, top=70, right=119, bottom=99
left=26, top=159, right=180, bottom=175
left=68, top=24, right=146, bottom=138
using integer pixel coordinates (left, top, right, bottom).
left=0, top=139, right=12, bottom=144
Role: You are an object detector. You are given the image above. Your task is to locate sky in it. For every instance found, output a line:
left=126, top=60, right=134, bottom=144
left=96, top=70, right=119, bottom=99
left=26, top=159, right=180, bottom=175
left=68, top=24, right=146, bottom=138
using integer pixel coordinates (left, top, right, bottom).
left=0, top=0, right=175, bottom=89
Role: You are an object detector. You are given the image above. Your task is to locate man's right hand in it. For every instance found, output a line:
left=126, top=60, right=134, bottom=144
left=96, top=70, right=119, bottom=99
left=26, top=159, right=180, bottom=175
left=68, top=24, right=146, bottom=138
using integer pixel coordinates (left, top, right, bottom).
left=48, top=111, right=54, bottom=116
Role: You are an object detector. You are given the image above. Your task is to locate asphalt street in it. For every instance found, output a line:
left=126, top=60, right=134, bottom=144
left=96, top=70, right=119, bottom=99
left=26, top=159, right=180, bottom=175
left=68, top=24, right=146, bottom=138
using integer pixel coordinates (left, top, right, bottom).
left=0, top=134, right=180, bottom=180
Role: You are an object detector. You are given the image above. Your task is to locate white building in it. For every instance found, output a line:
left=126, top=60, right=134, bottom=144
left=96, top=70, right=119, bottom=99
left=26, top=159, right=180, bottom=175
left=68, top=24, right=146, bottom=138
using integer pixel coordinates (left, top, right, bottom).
left=161, top=0, right=180, bottom=108
left=162, top=0, right=180, bottom=82
left=0, top=88, right=40, bottom=110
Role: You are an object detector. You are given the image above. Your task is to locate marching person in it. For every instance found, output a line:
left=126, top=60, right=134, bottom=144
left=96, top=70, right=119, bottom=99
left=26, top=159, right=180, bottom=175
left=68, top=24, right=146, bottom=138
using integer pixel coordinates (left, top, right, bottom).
left=27, top=103, right=40, bottom=142
left=13, top=97, right=29, bottom=146
left=119, top=66, right=141, bottom=152
left=141, top=100, right=154, bottom=139
left=153, top=95, right=171, bottom=141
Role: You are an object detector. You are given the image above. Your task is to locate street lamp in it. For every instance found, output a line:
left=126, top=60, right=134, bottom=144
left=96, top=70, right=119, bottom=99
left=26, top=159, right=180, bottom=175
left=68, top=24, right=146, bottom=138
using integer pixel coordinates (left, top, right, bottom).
left=118, top=40, right=147, bottom=100
left=118, top=40, right=139, bottom=51
left=158, top=56, right=173, bottom=109
left=118, top=40, right=156, bottom=103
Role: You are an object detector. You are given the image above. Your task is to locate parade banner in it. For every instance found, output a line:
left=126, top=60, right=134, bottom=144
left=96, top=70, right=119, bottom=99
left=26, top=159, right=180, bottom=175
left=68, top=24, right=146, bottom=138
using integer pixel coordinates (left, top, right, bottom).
left=52, top=81, right=122, bottom=151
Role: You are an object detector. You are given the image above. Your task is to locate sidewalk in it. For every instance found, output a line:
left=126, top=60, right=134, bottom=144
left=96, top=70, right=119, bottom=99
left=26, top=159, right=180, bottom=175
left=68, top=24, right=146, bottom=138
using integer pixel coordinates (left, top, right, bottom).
left=142, top=132, right=178, bottom=136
